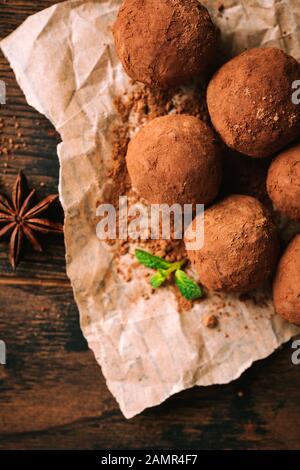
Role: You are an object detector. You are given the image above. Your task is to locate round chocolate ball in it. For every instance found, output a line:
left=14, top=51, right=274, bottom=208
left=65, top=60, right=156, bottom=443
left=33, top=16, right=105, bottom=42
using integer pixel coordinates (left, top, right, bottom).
left=207, top=47, right=300, bottom=158
left=185, top=195, right=279, bottom=292
left=273, top=235, right=300, bottom=325
left=267, top=143, right=300, bottom=221
left=113, top=0, right=218, bottom=87
left=126, top=114, right=222, bottom=205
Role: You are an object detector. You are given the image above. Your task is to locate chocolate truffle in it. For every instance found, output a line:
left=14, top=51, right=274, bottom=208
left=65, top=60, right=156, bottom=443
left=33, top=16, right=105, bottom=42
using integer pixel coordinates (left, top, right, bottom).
left=207, top=47, right=300, bottom=158
left=273, top=235, right=300, bottom=325
left=126, top=114, right=222, bottom=205
left=113, top=0, right=218, bottom=87
left=185, top=195, right=279, bottom=292
left=267, top=143, right=300, bottom=221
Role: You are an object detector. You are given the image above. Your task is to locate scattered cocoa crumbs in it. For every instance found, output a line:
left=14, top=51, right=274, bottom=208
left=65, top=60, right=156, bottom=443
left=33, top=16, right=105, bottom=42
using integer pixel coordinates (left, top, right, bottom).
left=0, top=115, right=28, bottom=158
left=114, top=80, right=209, bottom=129
left=172, top=285, right=194, bottom=313
left=217, top=3, right=225, bottom=13
left=239, top=291, right=270, bottom=308
left=47, top=128, right=57, bottom=138
left=203, top=314, right=219, bottom=329
left=106, top=123, right=131, bottom=206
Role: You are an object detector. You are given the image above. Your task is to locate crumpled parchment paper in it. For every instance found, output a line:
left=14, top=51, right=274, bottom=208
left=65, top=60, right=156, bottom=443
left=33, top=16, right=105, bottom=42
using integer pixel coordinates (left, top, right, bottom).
left=1, top=0, right=300, bottom=418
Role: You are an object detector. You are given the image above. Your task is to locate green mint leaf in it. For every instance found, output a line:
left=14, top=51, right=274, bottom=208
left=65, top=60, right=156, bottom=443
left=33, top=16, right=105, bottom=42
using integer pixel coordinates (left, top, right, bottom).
left=174, top=270, right=203, bottom=301
left=135, top=249, right=172, bottom=270
left=150, top=270, right=168, bottom=289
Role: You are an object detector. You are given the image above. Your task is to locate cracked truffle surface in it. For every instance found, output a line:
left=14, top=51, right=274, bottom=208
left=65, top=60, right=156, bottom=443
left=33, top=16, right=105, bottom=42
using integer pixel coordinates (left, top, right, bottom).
left=273, top=235, right=300, bottom=325
left=185, top=195, right=279, bottom=292
left=113, top=0, right=218, bottom=87
left=126, top=114, right=222, bottom=206
left=207, top=48, right=300, bottom=158
left=267, top=144, right=300, bottom=221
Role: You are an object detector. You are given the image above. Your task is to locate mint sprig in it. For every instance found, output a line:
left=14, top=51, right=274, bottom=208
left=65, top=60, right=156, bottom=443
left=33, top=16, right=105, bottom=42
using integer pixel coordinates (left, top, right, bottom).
left=135, top=249, right=172, bottom=270
left=150, top=270, right=167, bottom=289
left=174, top=270, right=203, bottom=301
left=135, top=248, right=203, bottom=301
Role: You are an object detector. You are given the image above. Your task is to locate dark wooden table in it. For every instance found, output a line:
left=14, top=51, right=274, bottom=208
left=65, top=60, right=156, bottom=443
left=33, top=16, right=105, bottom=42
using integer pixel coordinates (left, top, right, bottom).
left=0, top=0, right=299, bottom=450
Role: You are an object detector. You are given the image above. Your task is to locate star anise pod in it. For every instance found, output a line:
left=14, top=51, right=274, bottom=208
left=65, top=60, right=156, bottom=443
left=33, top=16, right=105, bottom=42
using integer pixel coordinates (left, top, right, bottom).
left=0, top=171, right=63, bottom=270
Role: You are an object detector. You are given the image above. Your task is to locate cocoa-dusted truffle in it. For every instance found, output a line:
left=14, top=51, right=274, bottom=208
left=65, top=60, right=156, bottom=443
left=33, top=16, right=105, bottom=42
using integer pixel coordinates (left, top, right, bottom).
left=113, top=0, right=218, bottom=88
left=267, top=143, right=300, bottom=221
left=126, top=114, right=222, bottom=205
left=185, top=195, right=279, bottom=292
left=207, top=47, right=300, bottom=158
left=273, top=235, right=300, bottom=325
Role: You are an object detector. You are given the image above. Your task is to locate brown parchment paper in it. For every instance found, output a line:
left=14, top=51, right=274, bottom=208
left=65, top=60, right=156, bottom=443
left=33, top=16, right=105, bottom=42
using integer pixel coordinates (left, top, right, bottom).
left=2, top=0, right=300, bottom=418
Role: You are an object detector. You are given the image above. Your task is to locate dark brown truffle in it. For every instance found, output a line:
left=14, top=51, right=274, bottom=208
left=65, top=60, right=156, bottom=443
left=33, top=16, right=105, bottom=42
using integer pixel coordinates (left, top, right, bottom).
left=267, top=143, right=300, bottom=221
left=113, top=0, right=218, bottom=88
left=126, top=114, right=222, bottom=205
left=207, top=47, right=300, bottom=158
left=185, top=195, right=279, bottom=292
left=273, top=235, right=300, bottom=325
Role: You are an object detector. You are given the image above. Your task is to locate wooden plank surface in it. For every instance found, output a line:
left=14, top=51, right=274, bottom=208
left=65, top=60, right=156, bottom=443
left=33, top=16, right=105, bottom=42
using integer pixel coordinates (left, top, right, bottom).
left=0, top=0, right=300, bottom=450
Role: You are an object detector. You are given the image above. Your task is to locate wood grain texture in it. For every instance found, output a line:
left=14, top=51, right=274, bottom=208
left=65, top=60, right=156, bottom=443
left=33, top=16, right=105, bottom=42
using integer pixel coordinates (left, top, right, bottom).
left=0, top=0, right=300, bottom=450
